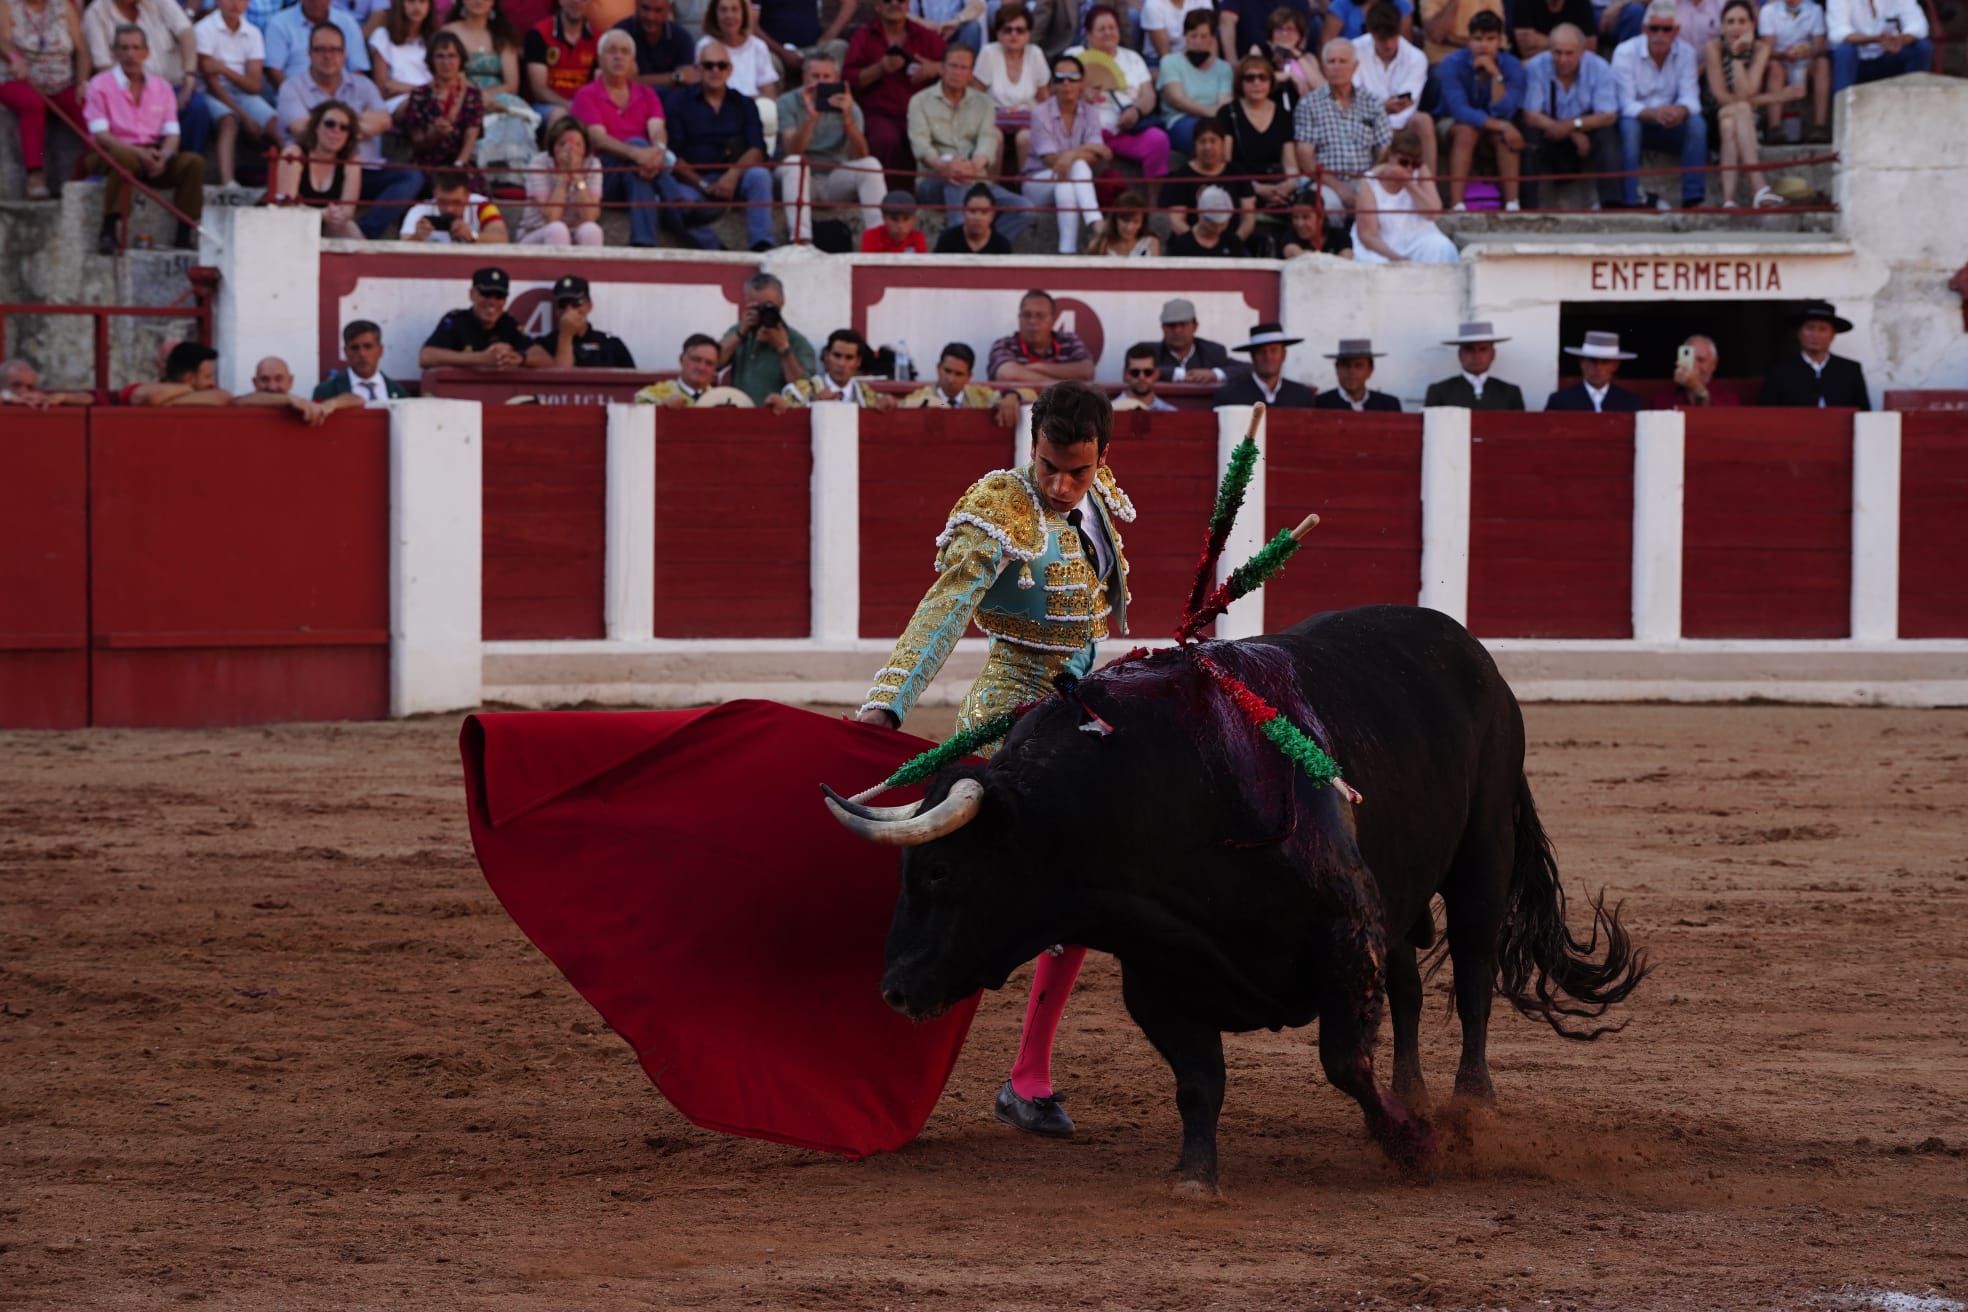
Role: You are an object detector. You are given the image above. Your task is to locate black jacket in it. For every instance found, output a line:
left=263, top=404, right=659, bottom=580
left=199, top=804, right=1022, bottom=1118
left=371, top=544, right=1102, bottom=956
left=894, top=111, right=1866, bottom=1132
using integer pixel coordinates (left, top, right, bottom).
left=1313, top=388, right=1402, bottom=412
left=1212, top=373, right=1317, bottom=408
left=1423, top=374, right=1525, bottom=411
left=1545, top=382, right=1644, bottom=413
left=1758, top=353, right=1871, bottom=409
left=1155, top=337, right=1244, bottom=380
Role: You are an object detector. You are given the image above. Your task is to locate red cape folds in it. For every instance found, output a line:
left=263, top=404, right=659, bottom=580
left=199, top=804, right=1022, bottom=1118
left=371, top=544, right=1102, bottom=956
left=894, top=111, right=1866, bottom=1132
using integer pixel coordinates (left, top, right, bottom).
left=460, top=700, right=981, bottom=1159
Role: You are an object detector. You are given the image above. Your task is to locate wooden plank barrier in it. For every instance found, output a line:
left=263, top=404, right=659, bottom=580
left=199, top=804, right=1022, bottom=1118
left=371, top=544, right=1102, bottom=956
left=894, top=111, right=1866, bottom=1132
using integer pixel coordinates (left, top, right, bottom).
left=0, top=410, right=90, bottom=729
left=481, top=406, right=606, bottom=640
left=1898, top=411, right=1968, bottom=638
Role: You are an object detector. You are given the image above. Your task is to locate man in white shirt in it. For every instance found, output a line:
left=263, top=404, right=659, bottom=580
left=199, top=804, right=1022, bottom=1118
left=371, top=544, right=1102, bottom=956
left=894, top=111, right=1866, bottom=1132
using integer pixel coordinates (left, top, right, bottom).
left=400, top=172, right=513, bottom=243
left=1826, top=0, right=1930, bottom=91
left=194, top=0, right=276, bottom=187
left=1351, top=0, right=1435, bottom=171
left=1758, top=0, right=1829, bottom=141
left=1140, top=0, right=1215, bottom=59
left=1611, top=0, right=1706, bottom=209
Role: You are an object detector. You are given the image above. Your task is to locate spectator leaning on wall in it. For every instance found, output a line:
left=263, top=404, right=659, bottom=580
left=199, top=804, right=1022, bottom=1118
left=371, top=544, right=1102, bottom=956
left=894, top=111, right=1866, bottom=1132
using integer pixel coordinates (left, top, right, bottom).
left=635, top=333, right=726, bottom=406
left=1112, top=343, right=1178, bottom=412
left=0, top=359, right=93, bottom=408
left=419, top=266, right=552, bottom=371
left=719, top=271, right=816, bottom=403
left=399, top=169, right=511, bottom=241
left=315, top=319, right=412, bottom=403
left=987, top=288, right=1095, bottom=384
left=771, top=329, right=896, bottom=409
left=899, top=342, right=1026, bottom=426
left=532, top=274, right=637, bottom=369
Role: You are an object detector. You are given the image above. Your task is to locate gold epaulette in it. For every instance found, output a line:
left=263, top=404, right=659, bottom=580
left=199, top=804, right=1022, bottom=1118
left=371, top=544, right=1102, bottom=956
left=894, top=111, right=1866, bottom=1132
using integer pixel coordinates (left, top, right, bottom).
left=1094, top=465, right=1136, bottom=523
left=935, top=469, right=1048, bottom=562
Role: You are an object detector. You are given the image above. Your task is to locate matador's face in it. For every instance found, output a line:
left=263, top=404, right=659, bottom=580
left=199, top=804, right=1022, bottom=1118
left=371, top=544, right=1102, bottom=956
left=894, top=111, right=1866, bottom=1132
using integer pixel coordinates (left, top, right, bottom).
left=1033, top=436, right=1099, bottom=515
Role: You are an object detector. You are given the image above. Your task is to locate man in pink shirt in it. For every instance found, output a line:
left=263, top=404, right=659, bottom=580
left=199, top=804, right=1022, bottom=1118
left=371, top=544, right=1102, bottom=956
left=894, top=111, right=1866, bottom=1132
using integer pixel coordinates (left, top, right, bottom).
left=84, top=23, right=205, bottom=253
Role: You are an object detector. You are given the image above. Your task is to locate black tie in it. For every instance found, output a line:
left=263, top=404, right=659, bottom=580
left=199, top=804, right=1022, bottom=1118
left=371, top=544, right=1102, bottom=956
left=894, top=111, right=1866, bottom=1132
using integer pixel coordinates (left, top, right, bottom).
left=1067, top=508, right=1100, bottom=578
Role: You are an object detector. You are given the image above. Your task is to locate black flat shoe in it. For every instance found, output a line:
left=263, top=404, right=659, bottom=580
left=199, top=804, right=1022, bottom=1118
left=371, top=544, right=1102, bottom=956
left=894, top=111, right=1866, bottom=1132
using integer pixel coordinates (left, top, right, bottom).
left=994, top=1080, right=1075, bottom=1138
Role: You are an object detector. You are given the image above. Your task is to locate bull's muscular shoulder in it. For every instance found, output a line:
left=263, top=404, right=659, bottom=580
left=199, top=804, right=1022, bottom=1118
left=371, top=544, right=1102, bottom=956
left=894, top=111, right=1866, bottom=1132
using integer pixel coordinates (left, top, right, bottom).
left=937, top=469, right=1048, bottom=561
left=1094, top=465, right=1136, bottom=524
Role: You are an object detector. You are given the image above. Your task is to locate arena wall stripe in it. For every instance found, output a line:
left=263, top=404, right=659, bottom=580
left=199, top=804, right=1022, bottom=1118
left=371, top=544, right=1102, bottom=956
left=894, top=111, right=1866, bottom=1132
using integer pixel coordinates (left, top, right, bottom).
left=1419, top=408, right=1473, bottom=623
left=481, top=406, right=607, bottom=640
left=604, top=404, right=657, bottom=641
left=1897, top=411, right=1968, bottom=638
left=810, top=405, right=861, bottom=643
left=0, top=409, right=89, bottom=729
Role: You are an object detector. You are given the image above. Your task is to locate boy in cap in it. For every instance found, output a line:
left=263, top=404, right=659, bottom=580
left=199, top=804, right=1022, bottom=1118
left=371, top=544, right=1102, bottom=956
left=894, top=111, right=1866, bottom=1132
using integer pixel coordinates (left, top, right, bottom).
left=420, top=268, right=551, bottom=371
left=533, top=275, right=637, bottom=369
left=860, top=190, right=929, bottom=253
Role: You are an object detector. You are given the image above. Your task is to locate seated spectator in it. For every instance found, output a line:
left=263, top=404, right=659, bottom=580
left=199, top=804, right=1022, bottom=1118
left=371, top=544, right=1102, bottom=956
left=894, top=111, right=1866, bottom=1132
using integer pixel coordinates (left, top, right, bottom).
left=84, top=0, right=214, bottom=155
left=1291, top=39, right=1388, bottom=213
left=0, top=0, right=85, bottom=200
left=1521, top=23, right=1621, bottom=210
left=242, top=356, right=333, bottom=422
left=754, top=0, right=820, bottom=75
left=194, top=0, right=276, bottom=188
left=861, top=188, right=928, bottom=250
left=273, top=99, right=363, bottom=236
left=697, top=0, right=779, bottom=110
left=1611, top=0, right=1706, bottom=209
left=1260, top=6, right=1323, bottom=100
left=571, top=28, right=667, bottom=246
left=719, top=272, right=817, bottom=402
left=900, top=341, right=1025, bottom=424
left=1439, top=10, right=1524, bottom=211
left=1350, top=1, right=1433, bottom=175
left=313, top=319, right=411, bottom=403
left=1663, top=332, right=1723, bottom=406
left=367, top=0, right=435, bottom=109
left=523, top=0, right=598, bottom=120
left=1314, top=338, right=1401, bottom=411
left=533, top=274, right=636, bottom=368
left=635, top=333, right=724, bottom=406
left=772, top=329, right=897, bottom=408
left=1156, top=9, right=1230, bottom=154
left=518, top=115, right=604, bottom=244
left=1155, top=298, right=1240, bottom=384
left=844, top=0, right=945, bottom=177
left=1424, top=319, right=1526, bottom=409
left=1352, top=126, right=1458, bottom=261
left=614, top=0, right=698, bottom=90
left=400, top=168, right=511, bottom=240
left=420, top=266, right=552, bottom=370
left=1546, top=329, right=1643, bottom=411
left=1278, top=185, right=1323, bottom=255
left=83, top=24, right=205, bottom=253
left=987, top=288, right=1095, bottom=383
left=1213, top=322, right=1315, bottom=407
left=1140, top=0, right=1215, bottom=61
left=1112, top=342, right=1177, bottom=410
left=1225, top=57, right=1300, bottom=211
left=932, top=181, right=1015, bottom=252
left=1325, top=0, right=1413, bottom=43
left=1759, top=301, right=1870, bottom=408
left=1705, top=0, right=1795, bottom=207
left=277, top=20, right=416, bottom=238
left=1021, top=53, right=1107, bottom=254
left=660, top=41, right=776, bottom=250
left=1818, top=0, right=1928, bottom=93
left=1418, top=0, right=1505, bottom=62
left=1084, top=188, right=1160, bottom=254
left=260, top=0, right=371, bottom=85
left=394, top=29, right=482, bottom=169
left=1165, top=184, right=1247, bottom=256
left=443, top=0, right=540, bottom=177
left=1511, top=0, right=1599, bottom=54
left=1215, top=0, right=1311, bottom=66
left=1163, top=114, right=1255, bottom=243
left=1068, top=5, right=1168, bottom=185
left=128, top=341, right=230, bottom=405
left=776, top=55, right=886, bottom=245
left=973, top=3, right=1046, bottom=111
left=908, top=46, right=1033, bottom=238
left=0, top=358, right=92, bottom=407
left=912, top=0, right=984, bottom=54
left=1677, top=0, right=1730, bottom=54
left=1757, top=0, right=1828, bottom=141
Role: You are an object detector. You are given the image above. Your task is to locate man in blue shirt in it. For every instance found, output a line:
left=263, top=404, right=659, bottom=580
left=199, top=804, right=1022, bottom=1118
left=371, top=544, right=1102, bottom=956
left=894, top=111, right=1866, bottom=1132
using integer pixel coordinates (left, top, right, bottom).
left=1519, top=22, right=1621, bottom=208
left=1327, top=0, right=1412, bottom=40
left=262, top=0, right=370, bottom=85
left=614, top=0, right=699, bottom=90
left=657, top=41, right=778, bottom=250
left=1437, top=9, right=1524, bottom=210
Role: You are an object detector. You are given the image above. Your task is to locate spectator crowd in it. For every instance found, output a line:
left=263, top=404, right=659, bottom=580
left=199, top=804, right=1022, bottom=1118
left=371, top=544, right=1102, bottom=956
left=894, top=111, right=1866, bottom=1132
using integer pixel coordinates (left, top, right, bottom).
left=2, top=0, right=1909, bottom=254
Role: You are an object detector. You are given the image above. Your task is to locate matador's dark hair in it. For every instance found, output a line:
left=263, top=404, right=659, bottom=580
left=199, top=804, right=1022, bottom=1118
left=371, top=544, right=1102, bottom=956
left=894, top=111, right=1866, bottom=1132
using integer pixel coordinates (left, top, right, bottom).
left=1031, top=380, right=1113, bottom=454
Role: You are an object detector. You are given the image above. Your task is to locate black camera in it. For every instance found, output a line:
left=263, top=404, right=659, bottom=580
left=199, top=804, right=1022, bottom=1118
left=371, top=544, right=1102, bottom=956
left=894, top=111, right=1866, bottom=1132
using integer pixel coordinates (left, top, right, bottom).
left=755, top=303, right=782, bottom=329
left=429, top=212, right=456, bottom=232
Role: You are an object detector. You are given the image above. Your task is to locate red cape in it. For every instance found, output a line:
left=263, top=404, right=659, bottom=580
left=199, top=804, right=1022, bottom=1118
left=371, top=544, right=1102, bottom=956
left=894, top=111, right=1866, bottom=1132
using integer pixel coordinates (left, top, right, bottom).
left=460, top=701, right=980, bottom=1159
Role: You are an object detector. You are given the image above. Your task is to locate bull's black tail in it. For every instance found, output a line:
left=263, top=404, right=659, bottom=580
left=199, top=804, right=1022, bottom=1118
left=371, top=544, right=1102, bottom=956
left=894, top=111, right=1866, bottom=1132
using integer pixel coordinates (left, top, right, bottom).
left=1496, top=773, right=1650, bottom=1039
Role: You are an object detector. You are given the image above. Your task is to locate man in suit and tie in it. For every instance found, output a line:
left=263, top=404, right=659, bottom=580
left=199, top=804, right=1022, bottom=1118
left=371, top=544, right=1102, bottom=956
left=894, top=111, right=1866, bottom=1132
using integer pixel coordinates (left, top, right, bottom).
left=1424, top=321, right=1526, bottom=410
left=1213, top=323, right=1318, bottom=408
left=1313, top=338, right=1402, bottom=411
left=1545, top=330, right=1644, bottom=412
left=313, top=320, right=412, bottom=406
left=1758, top=302, right=1871, bottom=409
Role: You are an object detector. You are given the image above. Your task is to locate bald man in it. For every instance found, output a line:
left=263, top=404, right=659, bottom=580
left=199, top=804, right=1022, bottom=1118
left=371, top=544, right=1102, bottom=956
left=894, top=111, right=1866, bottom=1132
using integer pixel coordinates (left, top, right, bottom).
left=1, top=358, right=93, bottom=408
left=1520, top=23, right=1622, bottom=209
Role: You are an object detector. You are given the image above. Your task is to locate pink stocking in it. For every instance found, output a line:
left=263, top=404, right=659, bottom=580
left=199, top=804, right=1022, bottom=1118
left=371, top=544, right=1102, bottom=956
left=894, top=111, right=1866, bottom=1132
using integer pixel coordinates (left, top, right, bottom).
left=1008, top=946, right=1087, bottom=1100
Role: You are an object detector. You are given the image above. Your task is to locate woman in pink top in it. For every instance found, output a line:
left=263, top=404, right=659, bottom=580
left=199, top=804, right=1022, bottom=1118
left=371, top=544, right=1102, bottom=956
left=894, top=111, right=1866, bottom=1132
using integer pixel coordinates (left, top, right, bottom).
left=569, top=28, right=666, bottom=246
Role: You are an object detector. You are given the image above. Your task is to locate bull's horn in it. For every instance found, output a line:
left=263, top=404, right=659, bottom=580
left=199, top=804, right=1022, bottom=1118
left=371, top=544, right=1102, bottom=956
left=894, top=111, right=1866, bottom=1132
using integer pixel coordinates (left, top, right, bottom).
left=821, top=779, right=985, bottom=846
left=821, top=788, right=924, bottom=822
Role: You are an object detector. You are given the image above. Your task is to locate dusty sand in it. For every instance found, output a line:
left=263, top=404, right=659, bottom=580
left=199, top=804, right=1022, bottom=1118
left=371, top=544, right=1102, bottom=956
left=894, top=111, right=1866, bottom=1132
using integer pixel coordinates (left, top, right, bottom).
left=2, top=703, right=1966, bottom=1311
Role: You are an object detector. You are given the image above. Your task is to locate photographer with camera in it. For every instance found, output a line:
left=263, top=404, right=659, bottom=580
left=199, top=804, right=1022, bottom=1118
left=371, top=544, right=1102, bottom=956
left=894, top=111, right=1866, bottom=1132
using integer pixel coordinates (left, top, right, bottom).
left=717, top=271, right=817, bottom=404
left=400, top=169, right=513, bottom=242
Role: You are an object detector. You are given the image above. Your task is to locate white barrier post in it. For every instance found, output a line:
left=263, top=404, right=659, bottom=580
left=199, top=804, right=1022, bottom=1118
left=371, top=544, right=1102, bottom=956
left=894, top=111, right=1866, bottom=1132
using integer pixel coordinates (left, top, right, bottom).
left=1012, top=403, right=1034, bottom=468
left=1850, top=411, right=1903, bottom=641
left=1419, top=407, right=1472, bottom=622
left=1631, top=411, right=1686, bottom=643
left=1215, top=405, right=1267, bottom=639
left=605, top=402, right=656, bottom=641
left=810, top=405, right=861, bottom=641
left=389, top=399, right=482, bottom=716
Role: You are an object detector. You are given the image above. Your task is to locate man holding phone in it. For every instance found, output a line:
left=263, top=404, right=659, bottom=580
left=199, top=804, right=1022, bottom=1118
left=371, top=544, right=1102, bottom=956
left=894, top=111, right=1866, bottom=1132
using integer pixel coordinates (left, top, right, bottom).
left=1350, top=0, right=1434, bottom=174
left=844, top=0, right=946, bottom=176
left=776, top=55, right=889, bottom=243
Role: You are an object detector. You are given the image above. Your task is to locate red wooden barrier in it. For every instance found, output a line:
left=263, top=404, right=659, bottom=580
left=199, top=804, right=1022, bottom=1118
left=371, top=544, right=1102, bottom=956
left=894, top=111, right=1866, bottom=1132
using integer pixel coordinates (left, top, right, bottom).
left=857, top=410, right=1015, bottom=638
left=88, top=409, right=391, bottom=727
left=1468, top=413, right=1635, bottom=639
left=653, top=408, right=811, bottom=637
left=1106, top=408, right=1219, bottom=638
left=0, top=410, right=90, bottom=729
left=481, top=406, right=606, bottom=640
left=1898, top=412, right=1968, bottom=638
left=1681, top=409, right=1853, bottom=639
left=1263, top=411, right=1424, bottom=631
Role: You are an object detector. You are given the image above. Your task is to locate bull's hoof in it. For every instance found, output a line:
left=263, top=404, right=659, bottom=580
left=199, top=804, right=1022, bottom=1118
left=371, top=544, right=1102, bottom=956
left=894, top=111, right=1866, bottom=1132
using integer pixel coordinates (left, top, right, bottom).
left=1170, top=1176, right=1223, bottom=1202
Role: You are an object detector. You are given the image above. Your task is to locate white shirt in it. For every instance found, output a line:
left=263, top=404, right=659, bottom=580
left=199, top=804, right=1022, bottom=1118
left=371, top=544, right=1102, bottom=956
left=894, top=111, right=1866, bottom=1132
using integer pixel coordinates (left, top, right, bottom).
left=698, top=33, right=777, bottom=98
left=194, top=11, right=266, bottom=77
left=974, top=42, right=1048, bottom=110
left=1583, top=379, right=1610, bottom=411
left=1612, top=33, right=1703, bottom=116
left=1068, top=493, right=1114, bottom=582
left=1827, top=0, right=1928, bottom=52
left=1253, top=373, right=1285, bottom=403
left=399, top=194, right=500, bottom=240
left=1337, top=388, right=1370, bottom=411
left=367, top=28, right=430, bottom=90
left=1140, top=0, right=1216, bottom=43
left=1758, top=0, right=1826, bottom=58
left=788, top=375, right=874, bottom=405
left=1350, top=33, right=1428, bottom=130
left=1462, top=369, right=1488, bottom=399
left=1800, top=351, right=1830, bottom=405
left=1065, top=43, right=1151, bottom=131
left=350, top=371, right=390, bottom=405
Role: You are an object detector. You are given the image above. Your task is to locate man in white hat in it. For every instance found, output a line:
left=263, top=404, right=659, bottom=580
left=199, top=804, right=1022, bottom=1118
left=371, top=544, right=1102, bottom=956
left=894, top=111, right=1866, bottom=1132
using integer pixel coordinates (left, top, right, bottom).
left=1758, top=302, right=1870, bottom=409
left=1547, top=330, right=1643, bottom=412
left=1313, top=338, right=1400, bottom=412
left=1424, top=321, right=1525, bottom=410
left=1213, top=323, right=1316, bottom=408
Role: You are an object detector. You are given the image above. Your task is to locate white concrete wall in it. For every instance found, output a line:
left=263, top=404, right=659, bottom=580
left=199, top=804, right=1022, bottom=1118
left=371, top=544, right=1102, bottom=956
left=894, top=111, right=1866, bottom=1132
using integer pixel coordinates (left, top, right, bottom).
left=1279, top=253, right=1464, bottom=406
left=203, top=207, right=322, bottom=396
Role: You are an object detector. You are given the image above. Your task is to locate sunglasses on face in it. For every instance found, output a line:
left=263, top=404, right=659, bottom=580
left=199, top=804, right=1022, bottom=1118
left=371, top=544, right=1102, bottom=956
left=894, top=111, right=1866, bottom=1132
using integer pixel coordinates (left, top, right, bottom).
left=321, top=118, right=351, bottom=130
left=311, top=43, right=344, bottom=52
left=1241, top=71, right=1271, bottom=81
left=1052, top=69, right=1082, bottom=82
left=1394, top=153, right=1419, bottom=167
left=1125, top=367, right=1156, bottom=377
left=1000, top=22, right=1028, bottom=32
left=699, top=58, right=730, bottom=68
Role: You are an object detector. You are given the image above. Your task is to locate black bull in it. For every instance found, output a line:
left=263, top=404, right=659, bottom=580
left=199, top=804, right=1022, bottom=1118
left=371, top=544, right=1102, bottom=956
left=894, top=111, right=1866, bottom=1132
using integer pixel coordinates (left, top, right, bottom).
left=847, top=605, right=1648, bottom=1192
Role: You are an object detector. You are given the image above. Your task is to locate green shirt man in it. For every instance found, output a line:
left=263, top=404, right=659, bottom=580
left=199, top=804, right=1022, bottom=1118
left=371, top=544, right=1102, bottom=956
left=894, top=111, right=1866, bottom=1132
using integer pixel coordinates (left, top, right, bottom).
left=719, top=273, right=817, bottom=404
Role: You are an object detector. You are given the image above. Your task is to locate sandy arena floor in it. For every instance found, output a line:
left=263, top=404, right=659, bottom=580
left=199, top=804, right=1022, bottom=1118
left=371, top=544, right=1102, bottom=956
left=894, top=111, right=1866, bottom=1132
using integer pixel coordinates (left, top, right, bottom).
left=2, top=702, right=1966, bottom=1311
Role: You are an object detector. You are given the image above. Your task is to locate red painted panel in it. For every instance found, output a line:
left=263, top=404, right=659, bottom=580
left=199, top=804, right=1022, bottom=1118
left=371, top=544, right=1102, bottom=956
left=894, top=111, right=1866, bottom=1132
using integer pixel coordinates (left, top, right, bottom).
left=0, top=410, right=89, bottom=728
left=654, top=409, right=811, bottom=637
left=1104, top=408, right=1220, bottom=639
left=857, top=409, right=1014, bottom=639
left=1898, top=412, right=1968, bottom=638
left=88, top=409, right=391, bottom=726
left=1262, top=411, right=1423, bottom=632
left=1468, top=413, right=1634, bottom=639
left=1681, top=409, right=1852, bottom=639
left=482, top=406, right=607, bottom=640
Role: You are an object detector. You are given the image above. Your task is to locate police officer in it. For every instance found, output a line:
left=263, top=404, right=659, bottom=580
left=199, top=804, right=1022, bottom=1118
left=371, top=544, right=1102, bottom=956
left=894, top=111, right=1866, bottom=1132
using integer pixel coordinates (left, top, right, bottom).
left=417, top=267, right=549, bottom=371
left=534, top=275, right=637, bottom=370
